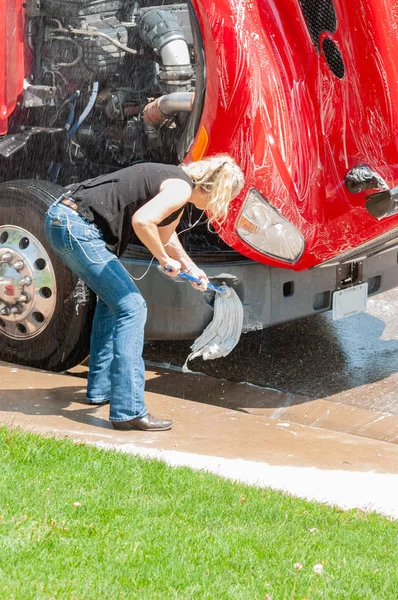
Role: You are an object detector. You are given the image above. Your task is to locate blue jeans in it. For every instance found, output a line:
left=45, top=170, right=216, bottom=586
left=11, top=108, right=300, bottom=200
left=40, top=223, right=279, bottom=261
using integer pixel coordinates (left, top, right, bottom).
left=44, top=199, right=148, bottom=422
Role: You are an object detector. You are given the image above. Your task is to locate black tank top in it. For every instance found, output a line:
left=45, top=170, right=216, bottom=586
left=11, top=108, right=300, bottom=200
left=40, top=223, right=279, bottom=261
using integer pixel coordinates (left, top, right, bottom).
left=68, top=163, right=194, bottom=257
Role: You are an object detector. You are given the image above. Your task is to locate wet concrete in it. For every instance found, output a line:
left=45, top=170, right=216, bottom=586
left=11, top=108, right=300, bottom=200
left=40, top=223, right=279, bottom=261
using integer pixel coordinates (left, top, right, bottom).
left=69, top=361, right=398, bottom=449
left=143, top=288, right=398, bottom=415
left=1, top=357, right=398, bottom=520
left=0, top=359, right=397, bottom=474
left=1, top=289, right=398, bottom=516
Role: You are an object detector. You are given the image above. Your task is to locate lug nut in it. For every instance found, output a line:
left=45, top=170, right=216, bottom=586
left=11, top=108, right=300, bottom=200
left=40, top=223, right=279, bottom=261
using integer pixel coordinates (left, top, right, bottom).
left=19, top=276, right=32, bottom=286
left=10, top=305, right=23, bottom=315
left=0, top=252, right=13, bottom=263
left=18, top=294, right=30, bottom=304
left=13, top=260, right=24, bottom=271
left=0, top=306, right=10, bottom=316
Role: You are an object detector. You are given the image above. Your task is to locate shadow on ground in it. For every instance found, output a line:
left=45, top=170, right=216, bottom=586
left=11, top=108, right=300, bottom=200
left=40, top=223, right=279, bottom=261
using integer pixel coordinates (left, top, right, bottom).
left=6, top=295, right=394, bottom=422
left=69, top=304, right=398, bottom=414
left=143, top=310, right=398, bottom=411
left=3, top=308, right=398, bottom=427
left=0, top=385, right=112, bottom=429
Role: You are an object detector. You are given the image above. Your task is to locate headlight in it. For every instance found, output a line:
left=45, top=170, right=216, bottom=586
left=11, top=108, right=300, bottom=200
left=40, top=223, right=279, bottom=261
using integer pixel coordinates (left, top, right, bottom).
left=235, top=189, right=305, bottom=263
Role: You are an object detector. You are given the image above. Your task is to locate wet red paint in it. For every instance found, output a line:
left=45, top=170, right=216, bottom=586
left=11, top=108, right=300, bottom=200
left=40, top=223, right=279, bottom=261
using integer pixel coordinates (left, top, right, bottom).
left=0, top=0, right=24, bottom=135
left=2, top=1, right=398, bottom=269
left=189, top=0, right=398, bottom=269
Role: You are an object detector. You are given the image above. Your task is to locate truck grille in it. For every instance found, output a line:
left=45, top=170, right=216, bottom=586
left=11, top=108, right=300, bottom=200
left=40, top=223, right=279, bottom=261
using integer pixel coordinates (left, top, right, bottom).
left=298, top=0, right=337, bottom=51
left=322, top=38, right=345, bottom=79
left=123, top=244, right=247, bottom=263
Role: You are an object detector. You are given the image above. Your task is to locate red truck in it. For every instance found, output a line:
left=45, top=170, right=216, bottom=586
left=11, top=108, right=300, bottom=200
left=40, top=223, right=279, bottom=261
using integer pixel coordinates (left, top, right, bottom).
left=1, top=0, right=398, bottom=371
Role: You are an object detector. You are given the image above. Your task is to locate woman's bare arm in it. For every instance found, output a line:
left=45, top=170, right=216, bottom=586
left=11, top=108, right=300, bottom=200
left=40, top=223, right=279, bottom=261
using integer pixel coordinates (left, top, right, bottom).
left=158, top=225, right=193, bottom=271
left=131, top=179, right=192, bottom=272
left=158, top=222, right=209, bottom=290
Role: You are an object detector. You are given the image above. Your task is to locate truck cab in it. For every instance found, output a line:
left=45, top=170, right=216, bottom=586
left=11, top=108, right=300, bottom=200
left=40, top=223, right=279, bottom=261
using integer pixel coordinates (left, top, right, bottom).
left=1, top=0, right=398, bottom=371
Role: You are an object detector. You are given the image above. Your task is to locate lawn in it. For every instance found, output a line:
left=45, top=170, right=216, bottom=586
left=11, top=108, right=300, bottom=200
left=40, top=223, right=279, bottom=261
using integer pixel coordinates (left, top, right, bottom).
left=0, top=426, right=397, bottom=599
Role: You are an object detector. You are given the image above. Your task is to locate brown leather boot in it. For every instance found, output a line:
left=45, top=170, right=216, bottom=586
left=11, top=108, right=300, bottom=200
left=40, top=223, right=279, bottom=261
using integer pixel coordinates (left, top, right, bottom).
left=112, top=413, right=174, bottom=431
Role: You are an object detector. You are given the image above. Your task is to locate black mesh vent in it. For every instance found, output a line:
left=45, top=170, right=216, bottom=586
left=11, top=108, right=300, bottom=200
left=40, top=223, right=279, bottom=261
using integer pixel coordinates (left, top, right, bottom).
left=298, top=0, right=337, bottom=51
left=322, top=38, right=345, bottom=78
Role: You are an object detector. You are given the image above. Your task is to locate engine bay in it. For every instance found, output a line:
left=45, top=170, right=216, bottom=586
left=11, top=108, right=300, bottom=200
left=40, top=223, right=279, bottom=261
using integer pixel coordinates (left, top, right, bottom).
left=1, top=0, right=245, bottom=258
left=9, top=0, right=202, bottom=183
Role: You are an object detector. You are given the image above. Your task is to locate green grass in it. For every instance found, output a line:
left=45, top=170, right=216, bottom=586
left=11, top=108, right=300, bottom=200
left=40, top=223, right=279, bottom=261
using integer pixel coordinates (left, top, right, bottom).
left=0, top=427, right=397, bottom=599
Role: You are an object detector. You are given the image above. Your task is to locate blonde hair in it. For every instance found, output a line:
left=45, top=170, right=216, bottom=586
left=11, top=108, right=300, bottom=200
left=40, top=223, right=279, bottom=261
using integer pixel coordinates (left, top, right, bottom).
left=181, top=154, right=244, bottom=225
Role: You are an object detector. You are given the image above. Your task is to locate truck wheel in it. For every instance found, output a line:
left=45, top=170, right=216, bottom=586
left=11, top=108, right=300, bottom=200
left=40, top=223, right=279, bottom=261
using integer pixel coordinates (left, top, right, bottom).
left=0, top=180, right=96, bottom=371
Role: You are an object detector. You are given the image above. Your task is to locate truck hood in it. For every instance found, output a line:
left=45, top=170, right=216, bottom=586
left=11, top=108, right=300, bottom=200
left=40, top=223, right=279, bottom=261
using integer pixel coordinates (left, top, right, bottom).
left=192, top=0, right=398, bottom=270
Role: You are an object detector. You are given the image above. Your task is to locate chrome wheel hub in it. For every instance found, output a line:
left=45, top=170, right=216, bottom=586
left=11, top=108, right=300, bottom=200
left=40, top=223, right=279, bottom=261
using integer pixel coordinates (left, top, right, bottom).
left=0, top=225, right=57, bottom=339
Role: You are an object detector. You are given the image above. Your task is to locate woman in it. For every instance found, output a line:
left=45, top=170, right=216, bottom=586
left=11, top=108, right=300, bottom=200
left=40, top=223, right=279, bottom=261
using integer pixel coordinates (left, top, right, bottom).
left=44, top=155, right=244, bottom=431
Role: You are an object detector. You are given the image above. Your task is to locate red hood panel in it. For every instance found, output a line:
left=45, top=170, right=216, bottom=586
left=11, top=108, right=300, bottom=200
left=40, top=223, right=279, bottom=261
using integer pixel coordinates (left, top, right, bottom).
left=192, top=0, right=398, bottom=269
left=0, top=0, right=24, bottom=135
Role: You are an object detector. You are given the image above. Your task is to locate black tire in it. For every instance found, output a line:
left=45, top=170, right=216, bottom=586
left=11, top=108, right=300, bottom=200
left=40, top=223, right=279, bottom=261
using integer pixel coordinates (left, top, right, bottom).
left=0, top=180, right=96, bottom=371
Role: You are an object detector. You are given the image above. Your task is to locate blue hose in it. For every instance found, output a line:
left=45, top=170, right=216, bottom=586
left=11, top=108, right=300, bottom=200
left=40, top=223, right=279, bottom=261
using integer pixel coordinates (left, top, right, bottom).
left=67, top=82, right=99, bottom=138
left=64, top=91, right=80, bottom=132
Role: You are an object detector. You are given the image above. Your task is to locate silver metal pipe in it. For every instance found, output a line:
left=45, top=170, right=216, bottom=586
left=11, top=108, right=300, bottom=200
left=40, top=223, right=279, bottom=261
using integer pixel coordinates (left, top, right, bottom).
left=160, top=39, right=191, bottom=68
left=158, top=92, right=194, bottom=115
left=143, top=92, right=194, bottom=128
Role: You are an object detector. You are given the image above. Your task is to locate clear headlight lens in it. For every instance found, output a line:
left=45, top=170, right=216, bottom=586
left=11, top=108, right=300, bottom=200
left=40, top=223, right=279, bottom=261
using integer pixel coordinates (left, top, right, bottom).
left=235, top=189, right=305, bottom=263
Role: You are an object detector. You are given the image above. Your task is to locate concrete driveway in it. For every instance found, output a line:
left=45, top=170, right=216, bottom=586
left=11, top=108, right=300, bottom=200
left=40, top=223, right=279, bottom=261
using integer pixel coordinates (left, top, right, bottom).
left=1, top=359, right=397, bottom=519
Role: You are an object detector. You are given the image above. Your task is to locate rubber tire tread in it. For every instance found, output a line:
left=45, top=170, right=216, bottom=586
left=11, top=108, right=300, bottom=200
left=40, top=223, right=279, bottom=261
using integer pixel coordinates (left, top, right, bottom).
left=0, top=179, right=96, bottom=372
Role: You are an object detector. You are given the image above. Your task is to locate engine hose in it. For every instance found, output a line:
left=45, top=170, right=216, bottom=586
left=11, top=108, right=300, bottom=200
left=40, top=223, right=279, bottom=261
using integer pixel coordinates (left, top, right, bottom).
left=143, top=98, right=168, bottom=127
left=51, top=36, right=83, bottom=68
left=49, top=20, right=137, bottom=56
left=143, top=92, right=194, bottom=127
left=136, top=9, right=193, bottom=83
left=64, top=91, right=80, bottom=132
left=65, top=102, right=76, bottom=132
left=67, top=82, right=99, bottom=139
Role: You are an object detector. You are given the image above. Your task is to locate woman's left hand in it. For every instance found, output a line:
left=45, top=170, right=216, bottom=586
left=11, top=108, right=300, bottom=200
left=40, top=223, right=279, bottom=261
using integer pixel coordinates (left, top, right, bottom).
left=185, top=264, right=209, bottom=291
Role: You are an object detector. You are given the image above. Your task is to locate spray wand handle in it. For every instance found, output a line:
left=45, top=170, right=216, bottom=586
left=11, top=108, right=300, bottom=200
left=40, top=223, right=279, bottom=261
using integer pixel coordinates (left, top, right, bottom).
left=164, top=266, right=227, bottom=295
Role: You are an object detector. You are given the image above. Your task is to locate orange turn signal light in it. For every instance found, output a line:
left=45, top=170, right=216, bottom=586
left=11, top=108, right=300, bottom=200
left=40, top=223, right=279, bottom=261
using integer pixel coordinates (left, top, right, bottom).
left=191, top=125, right=209, bottom=161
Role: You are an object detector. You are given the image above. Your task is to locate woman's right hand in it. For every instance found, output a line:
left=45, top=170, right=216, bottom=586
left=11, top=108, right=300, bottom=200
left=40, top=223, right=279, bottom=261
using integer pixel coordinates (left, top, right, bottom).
left=161, top=258, right=181, bottom=278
